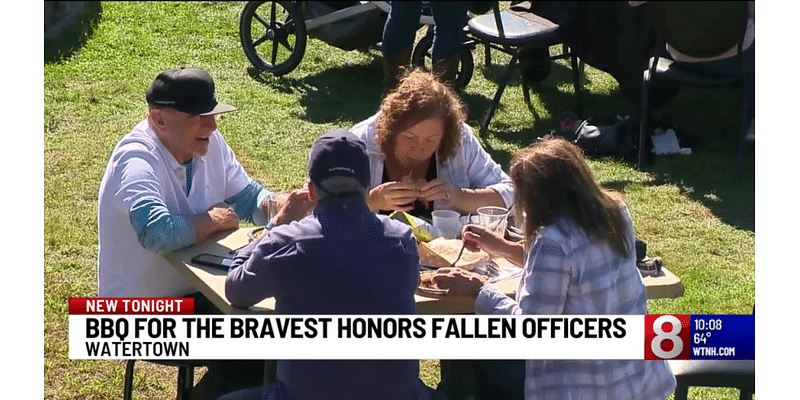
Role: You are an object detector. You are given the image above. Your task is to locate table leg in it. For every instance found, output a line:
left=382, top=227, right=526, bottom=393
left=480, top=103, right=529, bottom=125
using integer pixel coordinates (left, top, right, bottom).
left=263, top=360, right=277, bottom=384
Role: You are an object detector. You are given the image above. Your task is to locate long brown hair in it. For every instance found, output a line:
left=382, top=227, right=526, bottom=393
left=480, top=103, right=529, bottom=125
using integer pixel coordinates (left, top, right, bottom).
left=510, top=138, right=631, bottom=256
left=375, top=69, right=465, bottom=165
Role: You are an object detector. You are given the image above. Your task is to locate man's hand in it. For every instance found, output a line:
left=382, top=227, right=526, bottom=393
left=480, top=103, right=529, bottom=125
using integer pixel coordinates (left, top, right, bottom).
left=189, top=205, right=239, bottom=243
left=271, top=188, right=314, bottom=225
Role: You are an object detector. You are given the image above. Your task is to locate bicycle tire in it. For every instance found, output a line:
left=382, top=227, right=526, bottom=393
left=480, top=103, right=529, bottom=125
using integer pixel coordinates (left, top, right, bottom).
left=411, top=33, right=474, bottom=90
left=239, top=1, right=307, bottom=76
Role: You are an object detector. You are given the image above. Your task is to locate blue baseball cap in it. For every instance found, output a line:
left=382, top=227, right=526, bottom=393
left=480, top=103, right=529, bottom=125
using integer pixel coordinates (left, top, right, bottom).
left=307, top=129, right=370, bottom=191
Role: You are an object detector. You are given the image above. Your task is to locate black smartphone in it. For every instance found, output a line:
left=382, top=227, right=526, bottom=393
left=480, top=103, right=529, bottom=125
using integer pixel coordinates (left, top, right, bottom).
left=190, top=254, right=234, bottom=270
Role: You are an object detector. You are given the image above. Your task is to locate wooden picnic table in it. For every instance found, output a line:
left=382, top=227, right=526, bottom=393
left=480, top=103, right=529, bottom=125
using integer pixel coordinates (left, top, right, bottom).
left=164, top=226, right=684, bottom=315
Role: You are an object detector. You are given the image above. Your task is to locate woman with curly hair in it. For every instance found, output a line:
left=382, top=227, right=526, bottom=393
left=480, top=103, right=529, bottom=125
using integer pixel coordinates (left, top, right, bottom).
left=432, top=137, right=676, bottom=400
left=350, top=69, right=513, bottom=220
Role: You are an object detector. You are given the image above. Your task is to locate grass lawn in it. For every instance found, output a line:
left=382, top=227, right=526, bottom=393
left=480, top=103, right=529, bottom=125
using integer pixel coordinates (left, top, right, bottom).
left=44, top=2, right=755, bottom=399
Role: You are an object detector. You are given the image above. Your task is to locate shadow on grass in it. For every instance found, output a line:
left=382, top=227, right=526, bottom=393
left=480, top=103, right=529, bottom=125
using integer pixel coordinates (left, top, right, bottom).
left=246, top=61, right=385, bottom=125
left=466, top=61, right=627, bottom=166
left=650, top=151, right=754, bottom=232
left=244, top=54, right=753, bottom=233
left=600, top=151, right=754, bottom=232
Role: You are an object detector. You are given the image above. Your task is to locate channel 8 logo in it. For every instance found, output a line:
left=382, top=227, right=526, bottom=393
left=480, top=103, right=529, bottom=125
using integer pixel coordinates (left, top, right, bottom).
left=645, top=314, right=691, bottom=360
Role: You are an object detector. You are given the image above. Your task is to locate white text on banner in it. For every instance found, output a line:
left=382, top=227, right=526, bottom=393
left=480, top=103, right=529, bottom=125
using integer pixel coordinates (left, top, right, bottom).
left=69, top=315, right=645, bottom=360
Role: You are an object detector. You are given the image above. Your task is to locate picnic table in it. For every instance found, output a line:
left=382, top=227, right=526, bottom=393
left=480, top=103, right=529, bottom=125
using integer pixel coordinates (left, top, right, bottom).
left=164, top=226, right=684, bottom=315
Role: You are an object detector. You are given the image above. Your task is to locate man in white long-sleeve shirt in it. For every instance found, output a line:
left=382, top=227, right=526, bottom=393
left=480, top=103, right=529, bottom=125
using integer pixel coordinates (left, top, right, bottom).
left=96, top=67, right=313, bottom=399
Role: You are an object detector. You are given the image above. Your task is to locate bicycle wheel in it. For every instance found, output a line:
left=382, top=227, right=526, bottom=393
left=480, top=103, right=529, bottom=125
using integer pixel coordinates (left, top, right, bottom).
left=411, top=33, right=474, bottom=90
left=239, top=1, right=306, bottom=76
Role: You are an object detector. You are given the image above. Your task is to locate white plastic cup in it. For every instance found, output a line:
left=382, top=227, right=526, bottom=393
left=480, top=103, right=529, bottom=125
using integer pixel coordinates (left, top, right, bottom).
left=432, top=210, right=462, bottom=239
left=475, top=206, right=509, bottom=234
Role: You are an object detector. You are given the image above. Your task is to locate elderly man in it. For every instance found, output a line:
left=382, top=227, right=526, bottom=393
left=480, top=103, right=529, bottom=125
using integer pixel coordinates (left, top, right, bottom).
left=96, top=67, right=312, bottom=399
left=223, top=129, right=436, bottom=400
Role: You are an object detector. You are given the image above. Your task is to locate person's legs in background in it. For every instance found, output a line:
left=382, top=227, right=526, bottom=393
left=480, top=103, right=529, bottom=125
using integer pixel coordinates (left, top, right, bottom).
left=381, top=1, right=420, bottom=96
left=430, top=2, right=468, bottom=87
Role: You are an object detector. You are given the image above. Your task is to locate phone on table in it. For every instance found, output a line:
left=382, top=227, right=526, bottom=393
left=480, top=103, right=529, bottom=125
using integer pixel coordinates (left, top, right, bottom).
left=190, top=254, right=234, bottom=270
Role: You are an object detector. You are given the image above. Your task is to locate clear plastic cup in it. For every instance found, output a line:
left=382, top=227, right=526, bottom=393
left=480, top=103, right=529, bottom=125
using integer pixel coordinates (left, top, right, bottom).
left=475, top=206, right=509, bottom=234
left=266, top=192, right=288, bottom=222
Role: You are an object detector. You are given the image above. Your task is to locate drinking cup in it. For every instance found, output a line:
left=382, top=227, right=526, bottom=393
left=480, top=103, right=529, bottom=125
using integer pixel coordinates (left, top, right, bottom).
left=432, top=210, right=462, bottom=239
left=475, top=206, right=509, bottom=234
left=266, top=192, right=288, bottom=223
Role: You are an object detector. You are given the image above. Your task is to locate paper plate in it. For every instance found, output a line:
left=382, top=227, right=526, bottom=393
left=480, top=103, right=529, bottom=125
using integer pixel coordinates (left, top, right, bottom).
left=416, top=285, right=450, bottom=296
left=417, top=271, right=450, bottom=296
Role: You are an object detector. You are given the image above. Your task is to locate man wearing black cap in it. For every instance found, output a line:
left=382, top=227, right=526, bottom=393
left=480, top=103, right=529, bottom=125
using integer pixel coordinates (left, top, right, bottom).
left=224, top=129, right=433, bottom=400
left=97, top=67, right=313, bottom=399
left=99, top=66, right=311, bottom=297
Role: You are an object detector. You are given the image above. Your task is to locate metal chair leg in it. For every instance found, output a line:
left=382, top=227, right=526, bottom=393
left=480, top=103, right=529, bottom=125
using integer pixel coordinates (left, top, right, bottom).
left=176, top=365, right=194, bottom=400
left=570, top=51, right=583, bottom=119
left=479, top=54, right=519, bottom=137
left=521, top=76, right=532, bottom=112
left=673, top=382, right=689, bottom=400
left=124, top=360, right=197, bottom=400
left=638, top=74, right=651, bottom=171
left=736, top=76, right=750, bottom=178
left=123, top=360, right=136, bottom=400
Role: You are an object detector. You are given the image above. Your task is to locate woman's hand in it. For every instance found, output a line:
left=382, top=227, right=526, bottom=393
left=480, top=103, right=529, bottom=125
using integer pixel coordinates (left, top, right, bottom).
left=462, top=224, right=526, bottom=267
left=418, top=178, right=462, bottom=208
left=461, top=224, right=509, bottom=259
left=367, top=181, right=419, bottom=212
left=431, top=267, right=489, bottom=298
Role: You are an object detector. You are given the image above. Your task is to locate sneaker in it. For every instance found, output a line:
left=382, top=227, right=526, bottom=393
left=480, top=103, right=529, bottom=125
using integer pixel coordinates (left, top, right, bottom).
left=637, top=257, right=663, bottom=278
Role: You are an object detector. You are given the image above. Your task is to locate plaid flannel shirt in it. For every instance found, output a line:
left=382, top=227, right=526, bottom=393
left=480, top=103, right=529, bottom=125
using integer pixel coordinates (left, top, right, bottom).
left=476, top=205, right=676, bottom=400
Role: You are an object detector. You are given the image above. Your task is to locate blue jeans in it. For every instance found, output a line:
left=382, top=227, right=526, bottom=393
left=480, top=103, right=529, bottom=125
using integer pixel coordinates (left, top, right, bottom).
left=382, top=1, right=467, bottom=62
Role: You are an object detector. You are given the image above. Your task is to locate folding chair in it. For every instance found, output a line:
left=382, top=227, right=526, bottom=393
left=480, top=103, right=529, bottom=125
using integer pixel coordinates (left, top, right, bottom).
left=637, top=1, right=751, bottom=176
left=668, top=359, right=755, bottom=400
left=467, top=1, right=583, bottom=137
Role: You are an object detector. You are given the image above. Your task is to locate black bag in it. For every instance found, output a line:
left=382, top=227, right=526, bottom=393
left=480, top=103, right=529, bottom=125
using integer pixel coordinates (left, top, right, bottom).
left=573, top=115, right=633, bottom=157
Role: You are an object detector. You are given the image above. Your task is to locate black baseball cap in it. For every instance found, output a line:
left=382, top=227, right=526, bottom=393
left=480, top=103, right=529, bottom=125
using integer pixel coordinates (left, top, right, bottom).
left=146, top=67, right=237, bottom=115
left=308, top=129, right=370, bottom=191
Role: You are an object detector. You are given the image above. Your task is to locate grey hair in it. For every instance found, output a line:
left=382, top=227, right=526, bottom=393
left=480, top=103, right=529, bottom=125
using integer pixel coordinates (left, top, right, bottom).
left=313, top=176, right=368, bottom=202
